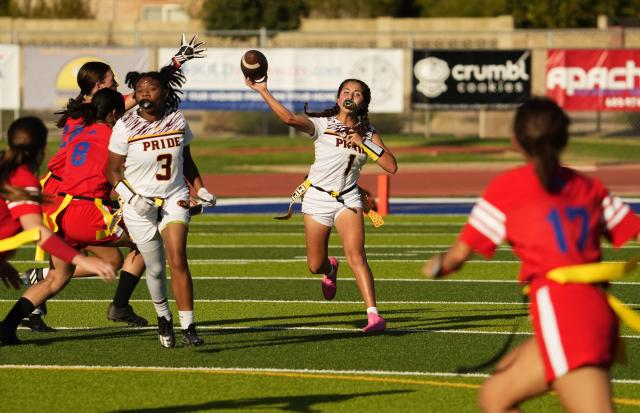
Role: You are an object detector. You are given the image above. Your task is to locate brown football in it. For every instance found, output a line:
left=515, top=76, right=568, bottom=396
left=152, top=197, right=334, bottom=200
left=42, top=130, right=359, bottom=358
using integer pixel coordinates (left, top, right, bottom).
left=241, top=49, right=268, bottom=83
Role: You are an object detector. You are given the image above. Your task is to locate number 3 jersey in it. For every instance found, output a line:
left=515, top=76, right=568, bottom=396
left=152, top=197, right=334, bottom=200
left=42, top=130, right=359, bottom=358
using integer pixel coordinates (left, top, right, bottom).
left=307, top=116, right=375, bottom=193
left=109, top=110, right=193, bottom=198
left=460, top=162, right=640, bottom=283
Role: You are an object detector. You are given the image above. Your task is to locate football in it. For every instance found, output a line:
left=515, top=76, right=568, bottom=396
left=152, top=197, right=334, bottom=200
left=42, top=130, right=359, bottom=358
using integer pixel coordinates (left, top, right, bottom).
left=241, top=49, right=268, bottom=83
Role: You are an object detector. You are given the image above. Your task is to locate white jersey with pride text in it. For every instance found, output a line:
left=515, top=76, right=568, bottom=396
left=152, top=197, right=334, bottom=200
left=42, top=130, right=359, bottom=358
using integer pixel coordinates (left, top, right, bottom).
left=109, top=109, right=193, bottom=198
left=307, top=116, right=375, bottom=193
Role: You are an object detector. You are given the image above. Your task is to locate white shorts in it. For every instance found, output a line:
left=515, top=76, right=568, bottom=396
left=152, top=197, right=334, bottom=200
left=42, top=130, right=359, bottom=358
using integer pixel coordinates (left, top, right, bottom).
left=301, top=186, right=362, bottom=227
left=123, top=187, right=191, bottom=244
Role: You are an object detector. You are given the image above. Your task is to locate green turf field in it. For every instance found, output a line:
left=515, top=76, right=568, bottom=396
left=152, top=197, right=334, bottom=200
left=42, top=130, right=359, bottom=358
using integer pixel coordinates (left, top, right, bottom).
left=1, top=214, right=639, bottom=412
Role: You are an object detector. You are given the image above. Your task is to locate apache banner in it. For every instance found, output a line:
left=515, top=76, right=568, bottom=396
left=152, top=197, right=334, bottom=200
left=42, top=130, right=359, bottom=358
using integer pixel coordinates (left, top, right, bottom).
left=23, top=47, right=149, bottom=110
left=411, top=50, right=531, bottom=109
left=547, top=49, right=640, bottom=111
left=0, top=45, right=20, bottom=109
left=158, top=48, right=404, bottom=113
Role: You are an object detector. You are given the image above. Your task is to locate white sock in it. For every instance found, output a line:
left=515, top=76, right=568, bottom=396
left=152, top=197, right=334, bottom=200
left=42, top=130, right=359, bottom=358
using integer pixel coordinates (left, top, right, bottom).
left=153, top=299, right=171, bottom=320
left=178, top=310, right=194, bottom=330
left=366, top=306, right=378, bottom=315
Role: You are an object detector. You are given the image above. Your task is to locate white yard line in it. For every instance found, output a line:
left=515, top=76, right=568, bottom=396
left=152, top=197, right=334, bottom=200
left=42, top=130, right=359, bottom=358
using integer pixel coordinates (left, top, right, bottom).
left=0, top=364, right=638, bottom=385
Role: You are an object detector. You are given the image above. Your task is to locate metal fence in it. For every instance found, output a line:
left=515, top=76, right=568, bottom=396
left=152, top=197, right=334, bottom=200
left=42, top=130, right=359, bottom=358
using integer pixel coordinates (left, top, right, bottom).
left=2, top=25, right=640, bottom=138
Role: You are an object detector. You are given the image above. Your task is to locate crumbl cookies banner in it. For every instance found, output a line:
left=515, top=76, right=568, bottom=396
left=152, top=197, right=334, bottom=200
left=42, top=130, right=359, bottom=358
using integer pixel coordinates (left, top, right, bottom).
left=411, top=49, right=531, bottom=109
left=547, top=49, right=640, bottom=111
left=159, top=48, right=404, bottom=113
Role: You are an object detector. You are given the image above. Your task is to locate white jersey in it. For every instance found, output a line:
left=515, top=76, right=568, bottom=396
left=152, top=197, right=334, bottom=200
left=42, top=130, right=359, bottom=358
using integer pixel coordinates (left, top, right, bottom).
left=109, top=109, right=193, bottom=198
left=307, top=116, right=374, bottom=193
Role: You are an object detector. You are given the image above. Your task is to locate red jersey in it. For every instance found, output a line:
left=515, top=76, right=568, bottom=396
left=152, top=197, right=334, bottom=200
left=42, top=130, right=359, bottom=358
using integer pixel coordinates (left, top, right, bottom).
left=59, top=122, right=113, bottom=199
left=46, top=117, right=85, bottom=179
left=460, top=163, right=640, bottom=283
left=0, top=165, right=42, bottom=240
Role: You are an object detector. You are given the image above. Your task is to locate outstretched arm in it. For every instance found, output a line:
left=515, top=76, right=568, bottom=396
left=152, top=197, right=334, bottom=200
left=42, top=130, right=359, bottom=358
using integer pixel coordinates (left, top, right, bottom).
left=244, top=78, right=315, bottom=135
left=422, top=239, right=474, bottom=279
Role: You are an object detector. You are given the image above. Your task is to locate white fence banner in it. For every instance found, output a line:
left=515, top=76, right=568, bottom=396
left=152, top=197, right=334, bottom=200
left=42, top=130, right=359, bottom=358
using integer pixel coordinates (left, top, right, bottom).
left=0, top=45, right=20, bottom=109
left=159, top=48, right=404, bottom=113
left=24, top=47, right=149, bottom=110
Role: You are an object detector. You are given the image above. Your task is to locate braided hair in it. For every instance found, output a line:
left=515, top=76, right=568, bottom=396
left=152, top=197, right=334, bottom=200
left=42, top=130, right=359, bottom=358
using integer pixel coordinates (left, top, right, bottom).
left=0, top=117, right=48, bottom=202
left=304, top=79, right=372, bottom=136
left=125, top=66, right=185, bottom=113
left=514, top=97, right=570, bottom=193
left=55, top=61, right=112, bottom=128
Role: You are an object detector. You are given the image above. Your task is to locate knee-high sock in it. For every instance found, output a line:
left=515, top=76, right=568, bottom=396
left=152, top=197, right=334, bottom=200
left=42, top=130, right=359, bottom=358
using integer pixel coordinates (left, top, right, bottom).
left=136, top=237, right=171, bottom=319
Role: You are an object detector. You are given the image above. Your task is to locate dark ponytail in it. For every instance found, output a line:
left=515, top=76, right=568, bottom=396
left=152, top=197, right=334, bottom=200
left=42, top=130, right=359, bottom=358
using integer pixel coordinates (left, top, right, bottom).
left=81, top=88, right=125, bottom=126
left=514, top=97, right=570, bottom=192
left=126, top=66, right=185, bottom=113
left=55, top=61, right=113, bottom=128
left=0, top=117, right=48, bottom=202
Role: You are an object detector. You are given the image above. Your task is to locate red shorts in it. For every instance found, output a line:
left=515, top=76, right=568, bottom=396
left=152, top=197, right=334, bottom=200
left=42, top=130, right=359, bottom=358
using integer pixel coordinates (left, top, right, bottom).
left=529, top=279, right=618, bottom=383
left=57, top=200, right=120, bottom=249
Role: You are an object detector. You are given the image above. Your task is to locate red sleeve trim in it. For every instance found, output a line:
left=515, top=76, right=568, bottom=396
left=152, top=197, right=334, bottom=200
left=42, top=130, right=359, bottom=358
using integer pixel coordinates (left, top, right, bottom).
left=460, top=223, right=497, bottom=258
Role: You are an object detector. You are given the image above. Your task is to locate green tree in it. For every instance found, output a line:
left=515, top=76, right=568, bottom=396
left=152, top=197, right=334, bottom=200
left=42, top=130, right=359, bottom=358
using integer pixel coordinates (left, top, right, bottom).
left=308, top=0, right=421, bottom=18
left=506, top=0, right=640, bottom=28
left=203, top=0, right=309, bottom=31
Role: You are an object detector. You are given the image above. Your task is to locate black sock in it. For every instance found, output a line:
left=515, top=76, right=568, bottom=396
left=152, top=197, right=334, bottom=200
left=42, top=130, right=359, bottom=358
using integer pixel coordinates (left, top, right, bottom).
left=4, top=297, right=35, bottom=329
left=112, top=271, right=140, bottom=308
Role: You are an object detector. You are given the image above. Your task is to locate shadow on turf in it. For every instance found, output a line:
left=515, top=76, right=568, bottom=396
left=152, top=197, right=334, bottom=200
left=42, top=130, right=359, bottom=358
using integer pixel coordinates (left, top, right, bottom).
left=111, top=390, right=413, bottom=413
left=11, top=326, right=151, bottom=347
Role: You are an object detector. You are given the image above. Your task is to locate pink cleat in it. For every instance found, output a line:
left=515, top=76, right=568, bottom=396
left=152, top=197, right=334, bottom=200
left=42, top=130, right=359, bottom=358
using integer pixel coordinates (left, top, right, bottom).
left=321, top=256, right=339, bottom=300
left=362, top=313, right=386, bottom=333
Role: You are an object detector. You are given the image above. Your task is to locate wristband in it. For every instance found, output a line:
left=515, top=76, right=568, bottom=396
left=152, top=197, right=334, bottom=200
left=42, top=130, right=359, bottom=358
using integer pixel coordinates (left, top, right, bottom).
left=114, top=180, right=136, bottom=204
left=41, top=235, right=79, bottom=264
left=359, top=139, right=385, bottom=161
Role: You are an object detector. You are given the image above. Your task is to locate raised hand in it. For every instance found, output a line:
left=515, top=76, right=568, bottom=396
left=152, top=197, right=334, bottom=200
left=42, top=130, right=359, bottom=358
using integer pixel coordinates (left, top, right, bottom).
left=172, top=34, right=207, bottom=68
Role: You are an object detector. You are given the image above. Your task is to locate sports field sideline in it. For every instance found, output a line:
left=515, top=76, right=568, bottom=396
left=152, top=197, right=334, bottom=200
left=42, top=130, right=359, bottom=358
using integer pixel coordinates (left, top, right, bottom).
left=0, top=213, right=639, bottom=412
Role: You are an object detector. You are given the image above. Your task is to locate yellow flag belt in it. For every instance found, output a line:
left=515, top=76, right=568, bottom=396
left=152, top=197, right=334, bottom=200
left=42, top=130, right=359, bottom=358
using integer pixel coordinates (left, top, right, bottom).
left=546, top=259, right=640, bottom=333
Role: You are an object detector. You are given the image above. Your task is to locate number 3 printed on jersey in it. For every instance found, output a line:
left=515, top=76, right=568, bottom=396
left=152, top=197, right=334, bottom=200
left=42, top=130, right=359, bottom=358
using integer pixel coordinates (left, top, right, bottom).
left=156, top=154, right=172, bottom=180
left=547, top=206, right=589, bottom=252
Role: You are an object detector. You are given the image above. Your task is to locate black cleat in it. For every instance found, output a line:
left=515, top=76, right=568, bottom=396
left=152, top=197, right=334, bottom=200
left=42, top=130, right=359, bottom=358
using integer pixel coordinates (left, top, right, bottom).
left=107, top=303, right=148, bottom=327
left=21, top=314, right=55, bottom=333
left=157, top=316, right=175, bottom=349
left=181, top=324, right=204, bottom=347
left=0, top=321, right=21, bottom=345
left=22, top=268, right=47, bottom=315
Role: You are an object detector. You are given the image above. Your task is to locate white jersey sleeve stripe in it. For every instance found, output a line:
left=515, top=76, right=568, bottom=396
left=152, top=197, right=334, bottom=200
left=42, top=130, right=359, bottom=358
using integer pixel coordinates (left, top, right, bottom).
left=537, top=285, right=569, bottom=378
left=467, top=198, right=506, bottom=244
left=602, top=195, right=630, bottom=230
left=469, top=215, right=503, bottom=244
left=477, top=198, right=506, bottom=223
left=7, top=200, right=40, bottom=209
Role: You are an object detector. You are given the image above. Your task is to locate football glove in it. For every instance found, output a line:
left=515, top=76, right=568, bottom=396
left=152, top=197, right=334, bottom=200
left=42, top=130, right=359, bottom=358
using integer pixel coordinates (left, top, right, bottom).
left=197, top=187, right=216, bottom=208
left=172, top=34, right=206, bottom=68
left=130, top=194, right=157, bottom=216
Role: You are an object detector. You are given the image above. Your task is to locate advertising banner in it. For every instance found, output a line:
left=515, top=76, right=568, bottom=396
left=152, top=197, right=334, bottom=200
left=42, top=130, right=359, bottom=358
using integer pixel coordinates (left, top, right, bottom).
left=0, top=45, right=20, bottom=109
left=23, top=47, right=149, bottom=110
left=158, top=48, right=404, bottom=113
left=411, top=49, right=531, bottom=109
left=547, top=49, right=640, bottom=111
